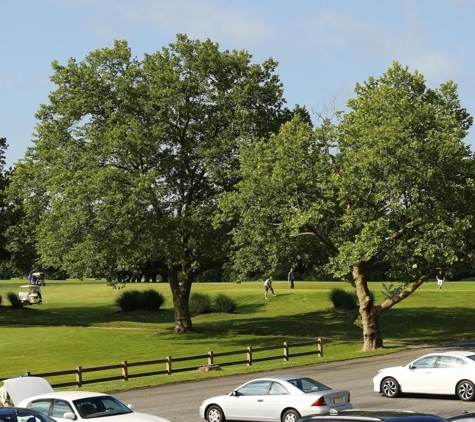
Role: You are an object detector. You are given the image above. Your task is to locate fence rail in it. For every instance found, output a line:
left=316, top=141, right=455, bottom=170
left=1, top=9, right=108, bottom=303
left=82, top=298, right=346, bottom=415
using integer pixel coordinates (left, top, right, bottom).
left=21, top=338, right=323, bottom=388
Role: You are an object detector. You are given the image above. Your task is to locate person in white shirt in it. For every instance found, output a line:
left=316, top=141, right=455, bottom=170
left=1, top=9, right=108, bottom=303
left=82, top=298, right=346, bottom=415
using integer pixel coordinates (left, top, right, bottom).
left=264, top=277, right=276, bottom=299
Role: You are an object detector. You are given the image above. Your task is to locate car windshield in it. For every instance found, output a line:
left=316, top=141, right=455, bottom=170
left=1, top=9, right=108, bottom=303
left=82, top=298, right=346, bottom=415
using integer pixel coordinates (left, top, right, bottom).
left=72, top=396, right=133, bottom=419
left=1, top=410, right=57, bottom=422
left=287, top=377, right=331, bottom=393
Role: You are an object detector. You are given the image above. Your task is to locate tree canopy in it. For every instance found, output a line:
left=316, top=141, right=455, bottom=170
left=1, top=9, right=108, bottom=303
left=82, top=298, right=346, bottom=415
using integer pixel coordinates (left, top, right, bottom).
left=218, top=62, right=475, bottom=350
left=8, top=35, right=289, bottom=332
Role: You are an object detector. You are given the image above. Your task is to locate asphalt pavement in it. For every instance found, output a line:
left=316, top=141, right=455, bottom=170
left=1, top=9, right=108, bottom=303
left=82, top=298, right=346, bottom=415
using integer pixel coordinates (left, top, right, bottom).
left=111, top=343, right=475, bottom=422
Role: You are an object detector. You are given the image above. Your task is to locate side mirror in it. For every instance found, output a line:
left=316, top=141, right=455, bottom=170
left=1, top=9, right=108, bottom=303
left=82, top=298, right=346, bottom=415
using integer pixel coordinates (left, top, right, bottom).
left=63, top=412, right=76, bottom=420
left=127, top=404, right=134, bottom=411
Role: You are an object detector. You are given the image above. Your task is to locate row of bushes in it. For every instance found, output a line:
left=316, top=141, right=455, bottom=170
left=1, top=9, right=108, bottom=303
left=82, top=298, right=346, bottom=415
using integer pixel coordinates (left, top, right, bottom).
left=115, top=289, right=237, bottom=314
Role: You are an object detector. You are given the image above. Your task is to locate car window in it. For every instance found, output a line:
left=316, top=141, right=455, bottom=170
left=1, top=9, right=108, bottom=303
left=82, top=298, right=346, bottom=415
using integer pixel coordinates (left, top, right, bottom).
left=436, top=356, right=466, bottom=369
left=268, top=382, right=289, bottom=395
left=412, top=355, right=438, bottom=369
left=288, top=377, right=331, bottom=392
left=73, top=395, right=132, bottom=417
left=237, top=381, right=272, bottom=396
left=52, top=400, right=73, bottom=418
left=28, top=400, right=52, bottom=416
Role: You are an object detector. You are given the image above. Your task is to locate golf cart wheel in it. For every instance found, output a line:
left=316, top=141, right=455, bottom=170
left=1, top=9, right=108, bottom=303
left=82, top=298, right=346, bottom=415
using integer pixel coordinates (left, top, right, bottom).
left=381, top=377, right=401, bottom=398
left=457, top=380, right=475, bottom=401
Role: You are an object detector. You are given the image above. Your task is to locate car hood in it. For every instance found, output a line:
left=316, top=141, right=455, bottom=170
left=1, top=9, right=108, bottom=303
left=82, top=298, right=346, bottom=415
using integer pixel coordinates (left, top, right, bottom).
left=4, top=376, right=54, bottom=406
left=115, top=411, right=171, bottom=422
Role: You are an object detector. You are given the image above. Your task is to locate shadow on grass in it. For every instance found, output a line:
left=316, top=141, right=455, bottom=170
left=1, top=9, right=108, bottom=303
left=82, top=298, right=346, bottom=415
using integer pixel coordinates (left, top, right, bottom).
left=1, top=303, right=474, bottom=346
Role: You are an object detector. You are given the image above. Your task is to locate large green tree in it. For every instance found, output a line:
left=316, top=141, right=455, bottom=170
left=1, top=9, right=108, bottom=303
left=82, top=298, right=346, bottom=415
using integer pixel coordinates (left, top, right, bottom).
left=8, top=35, right=288, bottom=332
left=219, top=63, right=475, bottom=350
left=0, top=136, right=12, bottom=276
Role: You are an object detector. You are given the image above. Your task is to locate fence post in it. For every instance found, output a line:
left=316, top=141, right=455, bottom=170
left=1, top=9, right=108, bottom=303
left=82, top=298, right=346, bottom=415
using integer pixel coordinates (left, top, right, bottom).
left=24, top=372, right=31, bottom=376
left=318, top=338, right=323, bottom=357
left=166, top=356, right=172, bottom=375
left=208, top=351, right=214, bottom=366
left=247, top=346, right=252, bottom=366
left=122, top=361, right=128, bottom=381
left=283, top=342, right=289, bottom=361
left=76, top=366, right=82, bottom=387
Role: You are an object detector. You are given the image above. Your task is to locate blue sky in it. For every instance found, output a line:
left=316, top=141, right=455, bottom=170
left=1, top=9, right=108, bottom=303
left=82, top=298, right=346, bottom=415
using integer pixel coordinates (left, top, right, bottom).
left=2, top=0, right=475, bottom=166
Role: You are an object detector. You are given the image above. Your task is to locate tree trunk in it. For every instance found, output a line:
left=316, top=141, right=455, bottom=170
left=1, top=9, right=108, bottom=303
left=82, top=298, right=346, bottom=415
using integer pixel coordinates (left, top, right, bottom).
left=353, top=263, right=383, bottom=351
left=167, top=265, right=193, bottom=333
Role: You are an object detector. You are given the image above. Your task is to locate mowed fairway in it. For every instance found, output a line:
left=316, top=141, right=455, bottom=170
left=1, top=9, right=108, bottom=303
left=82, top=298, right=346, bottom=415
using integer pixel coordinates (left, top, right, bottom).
left=1, top=278, right=474, bottom=392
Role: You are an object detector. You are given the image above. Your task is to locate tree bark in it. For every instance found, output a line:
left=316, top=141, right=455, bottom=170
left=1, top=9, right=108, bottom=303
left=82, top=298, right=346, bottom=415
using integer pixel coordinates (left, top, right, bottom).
left=167, top=265, right=193, bottom=333
left=353, top=263, right=383, bottom=351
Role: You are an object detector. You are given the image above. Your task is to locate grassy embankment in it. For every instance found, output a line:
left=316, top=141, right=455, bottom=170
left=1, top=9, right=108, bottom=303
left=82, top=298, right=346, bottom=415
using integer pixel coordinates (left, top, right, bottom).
left=1, top=278, right=473, bottom=392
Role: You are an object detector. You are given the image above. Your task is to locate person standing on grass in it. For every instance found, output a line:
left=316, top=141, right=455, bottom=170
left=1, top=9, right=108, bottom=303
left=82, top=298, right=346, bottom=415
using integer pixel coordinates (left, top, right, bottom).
left=264, top=277, right=276, bottom=299
left=288, top=268, right=295, bottom=289
left=436, top=269, right=445, bottom=290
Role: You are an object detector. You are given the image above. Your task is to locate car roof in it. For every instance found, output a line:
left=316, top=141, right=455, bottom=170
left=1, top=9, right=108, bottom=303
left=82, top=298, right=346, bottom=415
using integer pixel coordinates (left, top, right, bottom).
left=298, top=409, right=449, bottom=422
left=24, top=390, right=110, bottom=401
left=423, top=351, right=475, bottom=358
left=253, top=375, right=309, bottom=381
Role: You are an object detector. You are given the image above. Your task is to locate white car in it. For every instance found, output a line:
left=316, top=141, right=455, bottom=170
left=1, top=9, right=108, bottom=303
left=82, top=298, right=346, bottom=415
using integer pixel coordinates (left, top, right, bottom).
left=199, top=375, right=352, bottom=422
left=4, top=376, right=171, bottom=422
left=373, top=350, right=475, bottom=401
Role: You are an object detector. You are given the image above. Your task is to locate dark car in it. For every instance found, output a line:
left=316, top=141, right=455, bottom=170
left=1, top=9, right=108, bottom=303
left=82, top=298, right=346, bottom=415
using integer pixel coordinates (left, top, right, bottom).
left=0, top=406, right=57, bottom=422
left=296, top=409, right=450, bottom=422
left=448, top=413, right=475, bottom=422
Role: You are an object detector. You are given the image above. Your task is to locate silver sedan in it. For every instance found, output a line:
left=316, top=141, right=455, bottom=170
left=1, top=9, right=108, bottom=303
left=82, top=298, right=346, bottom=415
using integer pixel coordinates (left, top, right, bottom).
left=199, top=374, right=352, bottom=422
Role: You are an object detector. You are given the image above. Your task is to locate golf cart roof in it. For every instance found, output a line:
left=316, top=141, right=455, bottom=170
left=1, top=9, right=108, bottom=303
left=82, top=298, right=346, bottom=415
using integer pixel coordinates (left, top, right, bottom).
left=3, top=376, right=54, bottom=406
left=32, top=272, right=44, bottom=277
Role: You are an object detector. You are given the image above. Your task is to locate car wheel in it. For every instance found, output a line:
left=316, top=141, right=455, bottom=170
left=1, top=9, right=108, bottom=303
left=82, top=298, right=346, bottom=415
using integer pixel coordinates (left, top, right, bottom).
left=381, top=377, right=401, bottom=398
left=206, top=405, right=225, bottom=422
left=282, top=409, right=301, bottom=422
left=457, top=380, right=475, bottom=401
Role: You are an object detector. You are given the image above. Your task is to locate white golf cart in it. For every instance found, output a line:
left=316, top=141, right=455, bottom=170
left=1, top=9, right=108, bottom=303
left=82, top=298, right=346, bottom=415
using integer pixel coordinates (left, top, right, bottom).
left=18, top=284, right=43, bottom=305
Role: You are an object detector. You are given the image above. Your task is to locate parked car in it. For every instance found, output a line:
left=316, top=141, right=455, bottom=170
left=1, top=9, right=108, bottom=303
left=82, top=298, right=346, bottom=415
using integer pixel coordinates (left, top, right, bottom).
left=296, top=409, right=450, bottom=422
left=448, top=412, right=475, bottom=422
left=0, top=406, right=58, bottom=422
left=373, top=350, right=475, bottom=401
left=4, top=376, right=171, bottom=422
left=199, top=375, right=352, bottom=422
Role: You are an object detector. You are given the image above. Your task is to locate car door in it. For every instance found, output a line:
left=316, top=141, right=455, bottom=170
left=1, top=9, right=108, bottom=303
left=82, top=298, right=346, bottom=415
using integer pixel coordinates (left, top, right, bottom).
left=263, top=381, right=290, bottom=421
left=432, top=356, right=467, bottom=394
left=400, top=355, right=438, bottom=393
left=225, top=380, right=271, bottom=421
left=50, top=399, right=76, bottom=422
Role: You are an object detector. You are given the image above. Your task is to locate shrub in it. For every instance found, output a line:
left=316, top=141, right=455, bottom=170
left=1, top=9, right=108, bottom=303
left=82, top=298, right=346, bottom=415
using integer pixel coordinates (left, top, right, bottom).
left=7, top=292, right=23, bottom=309
left=214, top=293, right=237, bottom=313
left=140, top=289, right=165, bottom=310
left=328, top=288, right=357, bottom=310
left=189, top=292, right=212, bottom=314
left=115, top=290, right=142, bottom=312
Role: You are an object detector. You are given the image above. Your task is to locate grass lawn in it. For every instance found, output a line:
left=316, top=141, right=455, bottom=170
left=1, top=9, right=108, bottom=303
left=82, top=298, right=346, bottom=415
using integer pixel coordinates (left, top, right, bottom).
left=1, top=278, right=474, bottom=392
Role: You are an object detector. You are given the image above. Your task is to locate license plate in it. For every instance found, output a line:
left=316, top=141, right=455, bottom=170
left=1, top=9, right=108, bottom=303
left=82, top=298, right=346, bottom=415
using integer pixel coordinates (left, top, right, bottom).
left=333, top=397, right=342, bottom=404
